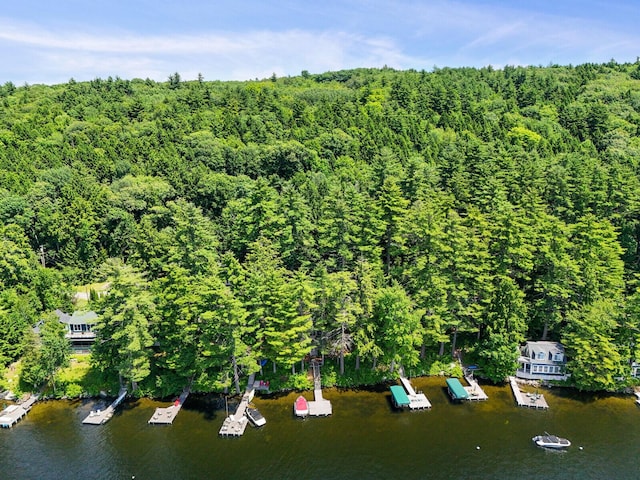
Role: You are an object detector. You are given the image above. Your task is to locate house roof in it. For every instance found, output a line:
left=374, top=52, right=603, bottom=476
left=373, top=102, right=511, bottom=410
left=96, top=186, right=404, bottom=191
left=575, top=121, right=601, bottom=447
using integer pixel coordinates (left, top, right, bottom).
left=524, top=341, right=564, bottom=357
left=55, top=309, right=98, bottom=325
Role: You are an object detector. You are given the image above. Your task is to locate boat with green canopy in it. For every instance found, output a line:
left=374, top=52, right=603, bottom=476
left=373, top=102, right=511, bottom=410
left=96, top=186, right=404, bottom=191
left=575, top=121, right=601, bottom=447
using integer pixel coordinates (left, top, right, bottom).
left=446, top=378, right=469, bottom=401
left=390, top=385, right=410, bottom=408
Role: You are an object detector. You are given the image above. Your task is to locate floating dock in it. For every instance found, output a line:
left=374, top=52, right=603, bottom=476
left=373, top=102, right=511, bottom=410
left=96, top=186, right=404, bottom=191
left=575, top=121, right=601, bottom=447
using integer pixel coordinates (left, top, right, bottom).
left=463, top=373, right=488, bottom=401
left=0, top=395, right=38, bottom=428
left=308, top=360, right=332, bottom=416
left=82, top=388, right=127, bottom=425
left=219, top=374, right=255, bottom=437
left=399, top=376, right=431, bottom=409
left=509, top=377, right=549, bottom=409
left=148, top=384, right=191, bottom=425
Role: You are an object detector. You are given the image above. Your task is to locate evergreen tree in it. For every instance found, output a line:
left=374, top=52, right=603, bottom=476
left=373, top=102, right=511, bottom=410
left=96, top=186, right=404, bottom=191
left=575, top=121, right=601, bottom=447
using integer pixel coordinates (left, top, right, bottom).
left=92, top=260, right=155, bottom=391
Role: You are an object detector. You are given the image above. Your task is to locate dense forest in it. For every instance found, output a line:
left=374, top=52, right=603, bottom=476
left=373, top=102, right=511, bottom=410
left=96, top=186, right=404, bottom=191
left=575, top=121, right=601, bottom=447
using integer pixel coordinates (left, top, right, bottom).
left=2, top=61, right=640, bottom=396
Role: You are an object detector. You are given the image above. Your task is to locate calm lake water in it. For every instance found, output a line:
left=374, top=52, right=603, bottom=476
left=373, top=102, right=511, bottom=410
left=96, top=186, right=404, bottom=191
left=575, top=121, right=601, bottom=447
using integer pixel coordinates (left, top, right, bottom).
left=1, top=377, right=639, bottom=480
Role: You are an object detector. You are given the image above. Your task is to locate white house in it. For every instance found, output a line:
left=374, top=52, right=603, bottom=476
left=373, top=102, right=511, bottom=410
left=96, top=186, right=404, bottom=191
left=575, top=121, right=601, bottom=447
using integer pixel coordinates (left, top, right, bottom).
left=516, top=341, right=569, bottom=381
left=54, top=309, right=98, bottom=352
left=632, top=362, right=640, bottom=379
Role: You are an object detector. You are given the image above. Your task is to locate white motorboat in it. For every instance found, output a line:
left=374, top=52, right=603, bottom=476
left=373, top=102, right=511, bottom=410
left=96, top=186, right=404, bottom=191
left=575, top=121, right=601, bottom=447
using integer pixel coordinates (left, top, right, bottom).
left=532, top=433, right=571, bottom=449
left=245, top=407, right=266, bottom=427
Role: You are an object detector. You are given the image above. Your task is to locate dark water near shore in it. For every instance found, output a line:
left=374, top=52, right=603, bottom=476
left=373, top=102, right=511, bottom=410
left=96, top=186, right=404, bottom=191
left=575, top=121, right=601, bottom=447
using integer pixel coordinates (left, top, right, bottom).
left=1, top=377, right=639, bottom=480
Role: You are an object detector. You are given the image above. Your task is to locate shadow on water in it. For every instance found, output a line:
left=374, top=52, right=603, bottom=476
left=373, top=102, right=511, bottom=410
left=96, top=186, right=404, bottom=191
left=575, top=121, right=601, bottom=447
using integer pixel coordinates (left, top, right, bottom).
left=547, top=386, right=630, bottom=404
left=178, top=393, right=224, bottom=421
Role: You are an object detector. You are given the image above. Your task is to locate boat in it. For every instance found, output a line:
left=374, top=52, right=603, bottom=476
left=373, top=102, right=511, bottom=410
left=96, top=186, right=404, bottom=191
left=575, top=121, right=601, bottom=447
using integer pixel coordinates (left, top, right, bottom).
left=245, top=407, right=266, bottom=427
left=532, top=433, right=571, bottom=449
left=294, top=395, right=309, bottom=417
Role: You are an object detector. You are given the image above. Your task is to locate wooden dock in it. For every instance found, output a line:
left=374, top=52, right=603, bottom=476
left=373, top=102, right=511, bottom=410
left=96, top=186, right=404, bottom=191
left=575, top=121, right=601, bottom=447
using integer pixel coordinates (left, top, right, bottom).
left=251, top=379, right=271, bottom=394
left=634, top=391, right=640, bottom=406
left=509, top=377, right=549, bottom=409
left=148, top=385, right=191, bottom=425
left=399, top=376, right=431, bottom=409
left=82, top=388, right=127, bottom=425
left=219, top=374, right=255, bottom=437
left=0, top=395, right=38, bottom=428
left=308, top=360, right=332, bottom=416
left=463, top=373, right=488, bottom=401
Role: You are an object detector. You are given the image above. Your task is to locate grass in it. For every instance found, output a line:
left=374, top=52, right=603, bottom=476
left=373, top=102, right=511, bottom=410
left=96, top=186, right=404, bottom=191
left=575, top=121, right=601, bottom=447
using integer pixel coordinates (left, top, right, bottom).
left=45, top=354, right=120, bottom=399
left=74, top=282, right=110, bottom=294
left=73, top=282, right=110, bottom=309
left=0, top=361, right=24, bottom=397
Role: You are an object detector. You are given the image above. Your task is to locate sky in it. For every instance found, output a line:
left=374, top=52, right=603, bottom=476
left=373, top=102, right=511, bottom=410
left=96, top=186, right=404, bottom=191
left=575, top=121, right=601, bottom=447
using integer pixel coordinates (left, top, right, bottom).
left=1, top=0, right=639, bottom=85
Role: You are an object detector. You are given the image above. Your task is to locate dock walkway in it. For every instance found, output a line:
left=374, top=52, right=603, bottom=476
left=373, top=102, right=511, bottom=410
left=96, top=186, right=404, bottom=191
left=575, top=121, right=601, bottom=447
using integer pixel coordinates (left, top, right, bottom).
left=82, top=388, right=127, bottom=425
left=509, top=377, right=549, bottom=409
left=148, top=384, right=191, bottom=425
left=308, top=361, right=332, bottom=416
left=219, top=374, right=255, bottom=437
left=0, top=394, right=38, bottom=428
left=463, top=373, right=488, bottom=401
left=399, top=376, right=431, bottom=409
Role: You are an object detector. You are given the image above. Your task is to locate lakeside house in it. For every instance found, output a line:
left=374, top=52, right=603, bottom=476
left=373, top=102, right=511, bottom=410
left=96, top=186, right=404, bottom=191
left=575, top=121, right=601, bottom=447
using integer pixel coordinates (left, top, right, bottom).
left=516, top=341, right=569, bottom=381
left=632, top=362, right=640, bottom=379
left=54, top=309, right=98, bottom=352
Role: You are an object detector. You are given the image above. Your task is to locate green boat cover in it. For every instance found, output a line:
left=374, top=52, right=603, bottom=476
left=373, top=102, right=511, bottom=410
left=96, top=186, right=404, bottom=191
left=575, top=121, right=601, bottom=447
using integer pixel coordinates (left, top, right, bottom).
left=446, top=378, right=469, bottom=400
left=390, top=385, right=410, bottom=407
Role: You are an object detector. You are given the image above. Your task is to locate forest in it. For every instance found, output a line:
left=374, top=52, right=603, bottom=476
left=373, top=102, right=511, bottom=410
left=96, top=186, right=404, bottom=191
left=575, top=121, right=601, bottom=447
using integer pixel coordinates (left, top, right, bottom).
left=2, top=61, right=640, bottom=396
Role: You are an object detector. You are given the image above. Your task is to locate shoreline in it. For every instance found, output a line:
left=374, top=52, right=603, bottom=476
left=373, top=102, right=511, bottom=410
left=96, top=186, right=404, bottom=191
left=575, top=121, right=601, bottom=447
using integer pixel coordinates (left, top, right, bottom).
left=18, top=373, right=640, bottom=404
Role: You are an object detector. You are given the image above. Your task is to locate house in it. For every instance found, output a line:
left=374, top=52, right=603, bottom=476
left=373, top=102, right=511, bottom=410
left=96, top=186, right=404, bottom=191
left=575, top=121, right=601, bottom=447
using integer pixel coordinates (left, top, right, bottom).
left=516, top=341, right=569, bottom=381
left=632, top=362, right=640, bottom=379
left=54, top=309, right=98, bottom=352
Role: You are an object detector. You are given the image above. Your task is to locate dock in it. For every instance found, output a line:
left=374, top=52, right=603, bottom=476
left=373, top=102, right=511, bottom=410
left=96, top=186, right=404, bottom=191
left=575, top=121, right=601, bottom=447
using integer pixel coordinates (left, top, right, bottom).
left=308, top=360, right=332, bottom=416
left=399, top=376, right=431, bottom=409
left=0, top=394, right=38, bottom=428
left=82, top=388, right=127, bottom=425
left=463, top=373, right=488, bottom=401
left=509, top=377, right=549, bottom=409
left=634, top=391, right=640, bottom=406
left=148, top=384, right=191, bottom=425
left=219, top=374, right=255, bottom=437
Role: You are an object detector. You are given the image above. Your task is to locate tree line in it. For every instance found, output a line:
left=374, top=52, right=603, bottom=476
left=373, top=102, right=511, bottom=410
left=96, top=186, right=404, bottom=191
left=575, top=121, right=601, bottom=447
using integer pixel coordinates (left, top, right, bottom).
left=2, top=61, right=640, bottom=394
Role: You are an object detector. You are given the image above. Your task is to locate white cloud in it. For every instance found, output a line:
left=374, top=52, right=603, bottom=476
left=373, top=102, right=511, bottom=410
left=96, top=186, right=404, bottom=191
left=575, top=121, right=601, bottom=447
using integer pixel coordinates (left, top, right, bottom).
left=2, top=1, right=639, bottom=85
left=0, top=18, right=420, bottom=84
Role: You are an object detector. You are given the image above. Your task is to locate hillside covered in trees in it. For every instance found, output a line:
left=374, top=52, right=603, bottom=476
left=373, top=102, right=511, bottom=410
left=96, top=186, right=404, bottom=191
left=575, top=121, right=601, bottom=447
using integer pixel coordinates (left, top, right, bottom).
left=2, top=61, right=640, bottom=395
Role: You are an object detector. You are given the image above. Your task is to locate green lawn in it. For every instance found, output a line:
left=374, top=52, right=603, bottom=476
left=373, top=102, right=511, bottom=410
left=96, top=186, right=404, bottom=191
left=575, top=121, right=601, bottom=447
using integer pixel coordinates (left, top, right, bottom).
left=48, top=354, right=119, bottom=398
left=0, top=361, right=23, bottom=396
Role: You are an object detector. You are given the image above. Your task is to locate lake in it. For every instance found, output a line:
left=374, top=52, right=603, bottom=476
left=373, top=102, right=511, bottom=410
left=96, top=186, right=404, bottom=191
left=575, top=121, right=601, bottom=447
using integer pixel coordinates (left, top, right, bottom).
left=1, top=377, right=639, bottom=480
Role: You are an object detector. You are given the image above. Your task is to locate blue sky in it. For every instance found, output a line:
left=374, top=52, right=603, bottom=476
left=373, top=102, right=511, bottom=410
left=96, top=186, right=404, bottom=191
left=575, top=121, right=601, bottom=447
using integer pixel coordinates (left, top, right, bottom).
left=2, top=0, right=639, bottom=85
